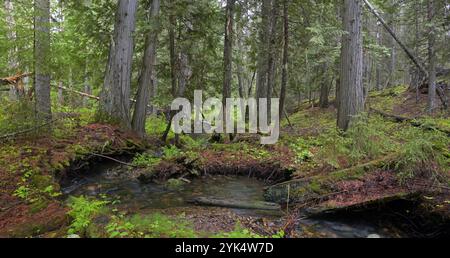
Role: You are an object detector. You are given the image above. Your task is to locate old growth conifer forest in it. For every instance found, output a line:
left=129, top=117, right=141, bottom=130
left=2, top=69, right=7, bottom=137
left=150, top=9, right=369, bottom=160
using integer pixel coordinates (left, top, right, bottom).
left=0, top=0, right=449, bottom=239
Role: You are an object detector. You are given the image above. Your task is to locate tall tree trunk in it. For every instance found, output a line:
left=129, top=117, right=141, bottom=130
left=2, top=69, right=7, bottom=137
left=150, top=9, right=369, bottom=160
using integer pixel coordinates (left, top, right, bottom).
left=279, top=0, right=289, bottom=118
left=132, top=0, right=160, bottom=137
left=223, top=0, right=235, bottom=136
left=427, top=0, right=436, bottom=113
left=386, top=6, right=396, bottom=88
left=319, top=65, right=330, bottom=109
left=414, top=0, right=420, bottom=103
left=83, top=59, right=91, bottom=107
left=98, top=0, right=137, bottom=128
left=338, top=0, right=364, bottom=131
left=58, top=81, right=64, bottom=105
left=168, top=0, right=178, bottom=98
left=5, top=0, right=19, bottom=100
left=375, top=22, right=382, bottom=90
left=236, top=19, right=245, bottom=99
left=256, top=0, right=271, bottom=101
left=34, top=0, right=52, bottom=123
left=266, top=0, right=279, bottom=114
left=335, top=77, right=340, bottom=109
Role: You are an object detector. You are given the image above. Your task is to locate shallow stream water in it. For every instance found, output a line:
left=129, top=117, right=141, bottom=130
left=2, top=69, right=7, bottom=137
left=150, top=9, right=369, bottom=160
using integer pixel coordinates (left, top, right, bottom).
left=61, top=162, right=402, bottom=238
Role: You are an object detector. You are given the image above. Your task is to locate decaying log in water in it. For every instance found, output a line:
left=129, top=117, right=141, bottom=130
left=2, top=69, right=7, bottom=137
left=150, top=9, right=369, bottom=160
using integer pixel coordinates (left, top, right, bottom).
left=189, top=197, right=281, bottom=211
left=370, top=108, right=450, bottom=136
left=303, top=192, right=420, bottom=217
left=264, top=155, right=397, bottom=204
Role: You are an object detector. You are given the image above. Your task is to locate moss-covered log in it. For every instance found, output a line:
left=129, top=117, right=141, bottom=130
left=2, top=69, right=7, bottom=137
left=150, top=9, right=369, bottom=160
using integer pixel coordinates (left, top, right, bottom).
left=264, top=155, right=397, bottom=204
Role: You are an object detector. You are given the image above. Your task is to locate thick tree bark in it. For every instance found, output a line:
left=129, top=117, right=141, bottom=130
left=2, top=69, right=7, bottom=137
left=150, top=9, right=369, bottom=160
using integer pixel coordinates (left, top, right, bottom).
left=414, top=0, right=420, bottom=102
left=132, top=0, right=160, bottom=137
left=319, top=79, right=330, bottom=108
left=427, top=0, right=437, bottom=113
left=223, top=0, right=235, bottom=110
left=222, top=0, right=235, bottom=137
left=99, top=0, right=137, bottom=128
left=279, top=0, right=289, bottom=118
left=338, top=0, right=364, bottom=131
left=236, top=20, right=245, bottom=99
left=266, top=0, right=279, bottom=114
left=256, top=0, right=271, bottom=101
left=34, top=0, right=52, bottom=123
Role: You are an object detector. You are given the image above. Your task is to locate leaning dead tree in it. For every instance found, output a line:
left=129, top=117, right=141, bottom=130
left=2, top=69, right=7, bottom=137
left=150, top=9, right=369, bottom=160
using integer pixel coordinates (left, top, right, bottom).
left=363, top=0, right=448, bottom=109
left=52, top=84, right=154, bottom=111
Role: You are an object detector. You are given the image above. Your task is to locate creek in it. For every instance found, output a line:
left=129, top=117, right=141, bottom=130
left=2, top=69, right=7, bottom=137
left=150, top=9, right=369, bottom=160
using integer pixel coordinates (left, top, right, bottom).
left=61, top=161, right=412, bottom=238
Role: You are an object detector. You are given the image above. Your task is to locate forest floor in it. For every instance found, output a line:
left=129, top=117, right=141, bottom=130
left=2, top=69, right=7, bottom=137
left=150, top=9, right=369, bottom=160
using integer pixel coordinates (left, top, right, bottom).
left=0, top=85, right=449, bottom=238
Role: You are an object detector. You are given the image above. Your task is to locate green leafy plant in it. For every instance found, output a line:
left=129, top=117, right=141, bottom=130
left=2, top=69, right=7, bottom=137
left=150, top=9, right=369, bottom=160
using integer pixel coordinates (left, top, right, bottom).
left=106, top=215, right=135, bottom=238
left=145, top=115, right=169, bottom=136
left=131, top=152, right=161, bottom=168
left=13, top=185, right=30, bottom=199
left=106, top=213, right=197, bottom=238
left=162, top=145, right=183, bottom=159
left=290, top=138, right=315, bottom=164
left=67, top=196, right=108, bottom=236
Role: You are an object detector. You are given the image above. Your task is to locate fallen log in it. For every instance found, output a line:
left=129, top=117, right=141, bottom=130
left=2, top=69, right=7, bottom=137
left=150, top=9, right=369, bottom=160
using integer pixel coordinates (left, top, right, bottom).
left=189, top=197, right=281, bottom=211
left=52, top=84, right=154, bottom=110
left=264, top=155, right=397, bottom=204
left=303, top=191, right=420, bottom=217
left=369, top=108, right=450, bottom=136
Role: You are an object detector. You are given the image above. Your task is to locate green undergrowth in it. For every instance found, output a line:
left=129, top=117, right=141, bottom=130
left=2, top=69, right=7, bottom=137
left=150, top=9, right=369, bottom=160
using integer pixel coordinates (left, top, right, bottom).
left=283, top=104, right=448, bottom=185
left=368, top=85, right=407, bottom=112
left=131, top=144, right=201, bottom=169
left=67, top=196, right=109, bottom=236
left=66, top=196, right=283, bottom=238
